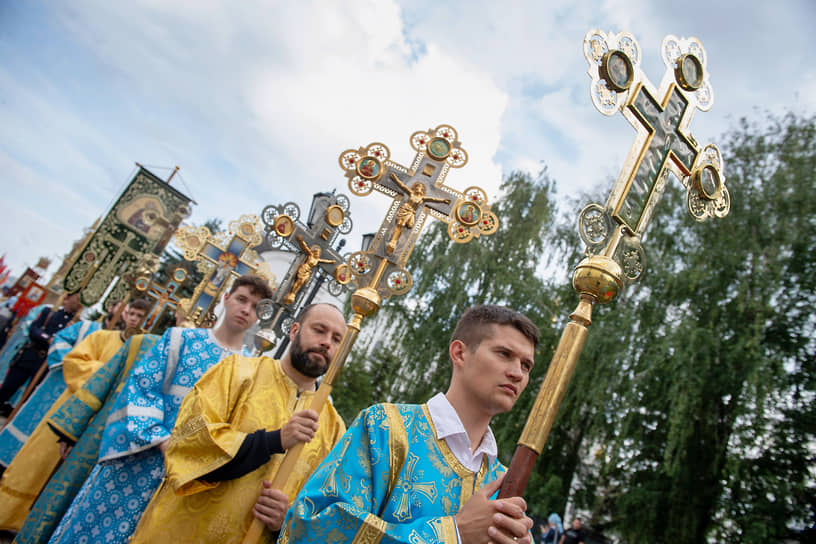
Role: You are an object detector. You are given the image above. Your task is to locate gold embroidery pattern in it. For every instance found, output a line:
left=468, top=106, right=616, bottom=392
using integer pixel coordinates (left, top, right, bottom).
left=172, top=413, right=207, bottom=439
left=352, top=513, right=387, bottom=544
left=74, top=387, right=102, bottom=411
left=383, top=403, right=407, bottom=503
left=391, top=453, right=438, bottom=522
left=419, top=404, right=477, bottom=505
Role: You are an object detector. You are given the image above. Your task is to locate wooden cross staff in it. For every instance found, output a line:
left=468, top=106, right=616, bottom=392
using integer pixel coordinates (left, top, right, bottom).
left=253, top=192, right=354, bottom=355
left=174, top=214, right=275, bottom=327
left=498, top=31, right=732, bottom=499
left=242, top=124, right=498, bottom=543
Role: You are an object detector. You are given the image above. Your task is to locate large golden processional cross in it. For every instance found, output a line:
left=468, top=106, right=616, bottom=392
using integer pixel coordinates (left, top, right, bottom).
left=174, top=215, right=275, bottom=327
left=253, top=192, right=354, bottom=354
left=498, top=31, right=732, bottom=499
left=242, top=124, right=498, bottom=543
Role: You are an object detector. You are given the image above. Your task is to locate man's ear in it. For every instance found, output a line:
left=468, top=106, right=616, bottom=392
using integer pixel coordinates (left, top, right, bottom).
left=449, top=339, right=467, bottom=370
left=289, top=321, right=300, bottom=342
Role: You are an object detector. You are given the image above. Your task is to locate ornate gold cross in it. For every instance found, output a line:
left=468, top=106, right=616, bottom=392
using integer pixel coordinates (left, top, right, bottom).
left=241, top=125, right=498, bottom=543
left=578, top=31, right=730, bottom=288
left=499, top=31, right=732, bottom=499
left=174, top=215, right=274, bottom=327
left=339, top=124, right=497, bottom=303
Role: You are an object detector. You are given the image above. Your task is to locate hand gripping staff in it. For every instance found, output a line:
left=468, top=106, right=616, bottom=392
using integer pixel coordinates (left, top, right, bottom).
left=242, top=124, right=499, bottom=543
left=499, top=30, right=732, bottom=499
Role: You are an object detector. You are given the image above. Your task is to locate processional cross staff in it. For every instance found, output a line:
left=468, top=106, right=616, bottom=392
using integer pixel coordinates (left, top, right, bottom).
left=136, top=266, right=189, bottom=332
left=242, top=124, right=499, bottom=543
left=174, top=214, right=275, bottom=327
left=253, top=192, right=354, bottom=355
left=498, top=30, right=732, bottom=499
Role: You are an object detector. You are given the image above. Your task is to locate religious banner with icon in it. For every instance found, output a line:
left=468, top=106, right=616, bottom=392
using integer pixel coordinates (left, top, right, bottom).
left=7, top=267, right=41, bottom=298
left=498, top=30, right=731, bottom=500
left=11, top=282, right=49, bottom=317
left=62, top=166, right=194, bottom=306
left=175, top=214, right=275, bottom=327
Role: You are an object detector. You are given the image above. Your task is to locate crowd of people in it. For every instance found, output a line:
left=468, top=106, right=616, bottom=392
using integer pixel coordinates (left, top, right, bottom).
left=0, top=273, right=580, bottom=543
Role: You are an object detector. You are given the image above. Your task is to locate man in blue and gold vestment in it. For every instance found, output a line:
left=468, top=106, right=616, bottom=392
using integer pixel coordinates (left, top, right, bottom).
left=282, top=304, right=539, bottom=544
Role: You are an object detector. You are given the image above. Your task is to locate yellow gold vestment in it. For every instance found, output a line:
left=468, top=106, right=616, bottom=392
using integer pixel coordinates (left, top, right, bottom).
left=130, top=356, right=346, bottom=544
left=0, top=329, right=123, bottom=531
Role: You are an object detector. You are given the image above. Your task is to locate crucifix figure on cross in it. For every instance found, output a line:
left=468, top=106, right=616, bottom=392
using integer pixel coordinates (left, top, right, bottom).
left=139, top=267, right=189, bottom=332
left=339, top=124, right=498, bottom=301
left=254, top=192, right=353, bottom=353
left=240, top=125, right=499, bottom=543
left=174, top=214, right=275, bottom=327
left=386, top=173, right=451, bottom=253
left=498, top=30, right=732, bottom=500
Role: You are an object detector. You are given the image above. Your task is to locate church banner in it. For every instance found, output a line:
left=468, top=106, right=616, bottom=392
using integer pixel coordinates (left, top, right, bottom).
left=62, top=166, right=193, bottom=306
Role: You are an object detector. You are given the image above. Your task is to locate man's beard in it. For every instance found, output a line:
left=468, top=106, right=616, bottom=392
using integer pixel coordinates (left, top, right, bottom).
left=289, top=331, right=330, bottom=378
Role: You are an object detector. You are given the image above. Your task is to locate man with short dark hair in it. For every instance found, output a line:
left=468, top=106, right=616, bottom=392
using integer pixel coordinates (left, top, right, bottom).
left=282, top=304, right=540, bottom=544
left=128, top=303, right=348, bottom=543
left=559, top=517, right=586, bottom=544
left=48, top=275, right=273, bottom=544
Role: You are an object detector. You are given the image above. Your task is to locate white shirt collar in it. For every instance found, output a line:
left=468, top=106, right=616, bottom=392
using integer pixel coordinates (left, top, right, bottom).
left=426, top=392, right=497, bottom=472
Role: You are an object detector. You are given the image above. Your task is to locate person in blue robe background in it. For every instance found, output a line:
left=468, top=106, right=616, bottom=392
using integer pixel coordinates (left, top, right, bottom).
left=49, top=275, right=273, bottom=544
left=0, top=319, right=100, bottom=468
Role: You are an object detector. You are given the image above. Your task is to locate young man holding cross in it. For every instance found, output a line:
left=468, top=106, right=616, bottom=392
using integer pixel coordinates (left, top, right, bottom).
left=127, top=303, right=347, bottom=543
left=47, top=275, right=273, bottom=544
left=281, top=304, right=538, bottom=544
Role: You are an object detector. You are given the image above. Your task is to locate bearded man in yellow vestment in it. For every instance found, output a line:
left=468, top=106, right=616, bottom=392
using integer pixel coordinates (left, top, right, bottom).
left=129, top=303, right=347, bottom=544
left=0, top=299, right=149, bottom=532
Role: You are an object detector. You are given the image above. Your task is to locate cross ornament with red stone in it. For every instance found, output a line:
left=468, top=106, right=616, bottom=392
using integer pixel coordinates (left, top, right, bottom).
left=339, top=124, right=498, bottom=301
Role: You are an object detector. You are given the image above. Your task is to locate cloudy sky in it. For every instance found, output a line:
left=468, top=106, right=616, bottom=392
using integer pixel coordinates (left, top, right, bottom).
left=1, top=0, right=814, bottom=280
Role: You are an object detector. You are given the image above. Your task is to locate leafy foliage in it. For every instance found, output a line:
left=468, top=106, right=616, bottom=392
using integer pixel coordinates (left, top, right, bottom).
left=334, top=113, right=816, bottom=542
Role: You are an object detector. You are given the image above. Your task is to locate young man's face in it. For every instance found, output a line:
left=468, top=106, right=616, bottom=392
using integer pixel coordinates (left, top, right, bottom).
left=222, top=285, right=263, bottom=332
left=452, top=324, right=535, bottom=416
left=288, top=305, right=346, bottom=378
left=122, top=306, right=146, bottom=329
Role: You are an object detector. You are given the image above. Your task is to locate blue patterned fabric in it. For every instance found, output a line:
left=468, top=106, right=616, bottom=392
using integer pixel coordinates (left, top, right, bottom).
left=14, top=334, right=159, bottom=544
left=0, top=304, right=50, bottom=385
left=0, top=321, right=100, bottom=466
left=48, top=327, right=248, bottom=544
left=281, top=403, right=507, bottom=544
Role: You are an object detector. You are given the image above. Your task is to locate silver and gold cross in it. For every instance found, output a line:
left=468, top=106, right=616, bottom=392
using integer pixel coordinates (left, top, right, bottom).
left=253, top=192, right=354, bottom=353
left=500, top=31, right=732, bottom=499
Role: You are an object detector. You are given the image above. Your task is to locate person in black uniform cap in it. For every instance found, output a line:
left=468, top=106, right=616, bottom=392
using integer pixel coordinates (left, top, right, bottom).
left=0, top=291, right=83, bottom=416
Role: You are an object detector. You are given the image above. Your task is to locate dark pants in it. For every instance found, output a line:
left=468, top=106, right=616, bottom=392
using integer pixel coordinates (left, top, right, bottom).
left=0, top=348, right=45, bottom=404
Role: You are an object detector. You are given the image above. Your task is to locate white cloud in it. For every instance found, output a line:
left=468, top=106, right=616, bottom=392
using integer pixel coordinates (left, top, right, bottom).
left=0, top=0, right=814, bottom=279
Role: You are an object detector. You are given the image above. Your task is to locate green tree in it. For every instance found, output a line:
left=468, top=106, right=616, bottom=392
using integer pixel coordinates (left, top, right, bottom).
left=552, top=113, right=816, bottom=542
left=334, top=169, right=567, bottom=431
